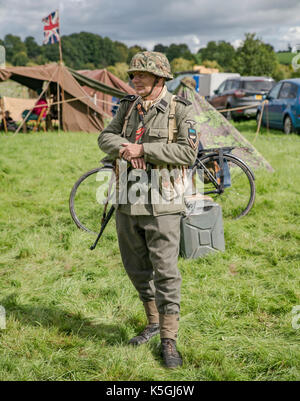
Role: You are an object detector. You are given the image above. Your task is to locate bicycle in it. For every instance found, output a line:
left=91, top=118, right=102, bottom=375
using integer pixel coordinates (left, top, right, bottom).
left=69, top=146, right=256, bottom=236
left=191, top=146, right=255, bottom=219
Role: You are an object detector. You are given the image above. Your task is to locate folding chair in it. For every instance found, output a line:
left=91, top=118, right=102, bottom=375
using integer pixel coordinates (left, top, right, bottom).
left=32, top=107, right=47, bottom=132
left=22, top=107, right=47, bottom=133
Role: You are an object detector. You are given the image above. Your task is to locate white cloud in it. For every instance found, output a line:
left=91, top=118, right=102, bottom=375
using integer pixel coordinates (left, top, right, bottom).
left=231, top=39, right=243, bottom=49
left=282, top=27, right=300, bottom=43
left=0, top=0, right=300, bottom=52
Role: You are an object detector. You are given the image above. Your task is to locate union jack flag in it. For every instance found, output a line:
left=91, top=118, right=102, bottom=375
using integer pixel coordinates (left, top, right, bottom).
left=42, top=10, right=60, bottom=45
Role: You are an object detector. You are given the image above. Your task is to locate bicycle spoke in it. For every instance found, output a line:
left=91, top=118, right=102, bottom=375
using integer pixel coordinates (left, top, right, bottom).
left=194, top=154, right=255, bottom=219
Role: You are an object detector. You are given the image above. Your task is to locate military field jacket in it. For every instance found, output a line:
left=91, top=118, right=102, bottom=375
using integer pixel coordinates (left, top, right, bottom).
left=98, top=90, right=198, bottom=216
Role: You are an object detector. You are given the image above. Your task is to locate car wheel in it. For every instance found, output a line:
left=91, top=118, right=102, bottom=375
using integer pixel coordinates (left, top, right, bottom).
left=283, top=116, right=293, bottom=135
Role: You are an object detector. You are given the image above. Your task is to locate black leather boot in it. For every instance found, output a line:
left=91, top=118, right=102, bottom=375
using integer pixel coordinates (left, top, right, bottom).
left=128, top=323, right=160, bottom=346
left=161, top=338, right=183, bottom=368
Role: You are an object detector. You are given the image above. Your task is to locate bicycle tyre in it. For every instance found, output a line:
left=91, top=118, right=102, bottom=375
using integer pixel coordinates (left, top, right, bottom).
left=192, top=153, right=256, bottom=219
left=69, top=166, right=115, bottom=234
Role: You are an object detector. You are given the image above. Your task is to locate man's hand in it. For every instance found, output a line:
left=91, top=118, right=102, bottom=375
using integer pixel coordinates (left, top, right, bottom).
left=131, top=157, right=146, bottom=170
left=119, top=143, right=144, bottom=161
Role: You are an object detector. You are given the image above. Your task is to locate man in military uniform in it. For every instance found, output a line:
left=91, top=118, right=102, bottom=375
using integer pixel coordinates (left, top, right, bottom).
left=98, top=51, right=198, bottom=368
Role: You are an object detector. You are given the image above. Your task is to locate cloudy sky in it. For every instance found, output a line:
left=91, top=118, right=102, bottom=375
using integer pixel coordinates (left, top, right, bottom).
left=0, top=0, right=300, bottom=52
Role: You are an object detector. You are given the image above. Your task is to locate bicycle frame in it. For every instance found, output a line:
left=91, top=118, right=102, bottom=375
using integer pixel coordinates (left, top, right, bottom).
left=194, top=148, right=255, bottom=195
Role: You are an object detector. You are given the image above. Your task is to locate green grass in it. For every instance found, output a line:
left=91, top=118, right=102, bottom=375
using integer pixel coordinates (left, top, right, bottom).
left=0, top=121, right=300, bottom=381
left=276, top=52, right=295, bottom=66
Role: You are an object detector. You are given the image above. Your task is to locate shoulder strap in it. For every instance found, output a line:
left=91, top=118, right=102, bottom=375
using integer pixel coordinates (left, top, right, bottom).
left=168, top=95, right=178, bottom=144
left=121, top=97, right=140, bottom=137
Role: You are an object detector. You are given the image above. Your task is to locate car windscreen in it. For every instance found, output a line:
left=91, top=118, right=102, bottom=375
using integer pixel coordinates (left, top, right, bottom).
left=242, top=80, right=274, bottom=91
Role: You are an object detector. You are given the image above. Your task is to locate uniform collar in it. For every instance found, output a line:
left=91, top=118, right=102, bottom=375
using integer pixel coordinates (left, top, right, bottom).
left=142, top=85, right=170, bottom=113
left=155, top=89, right=172, bottom=113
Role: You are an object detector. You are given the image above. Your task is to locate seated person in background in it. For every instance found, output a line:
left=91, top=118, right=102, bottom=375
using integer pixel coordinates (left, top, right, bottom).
left=32, top=92, right=48, bottom=118
left=1, top=110, right=18, bottom=132
left=22, top=88, right=48, bottom=121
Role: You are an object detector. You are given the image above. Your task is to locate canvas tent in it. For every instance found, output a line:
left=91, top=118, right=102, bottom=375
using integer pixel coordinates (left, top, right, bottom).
left=76, top=69, right=135, bottom=117
left=176, top=78, right=274, bottom=172
left=1, top=96, right=37, bottom=122
left=0, top=63, right=126, bottom=133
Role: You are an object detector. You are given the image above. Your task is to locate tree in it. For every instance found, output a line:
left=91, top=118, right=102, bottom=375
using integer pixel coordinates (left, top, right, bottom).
left=12, top=51, right=29, bottom=66
left=81, top=62, right=96, bottom=70
left=42, top=42, right=60, bottom=63
left=272, top=63, right=292, bottom=81
left=202, top=59, right=223, bottom=71
left=24, top=36, right=40, bottom=59
left=198, top=41, right=235, bottom=71
left=166, top=43, right=193, bottom=62
left=170, top=57, right=194, bottom=73
left=107, top=62, right=129, bottom=82
left=114, top=41, right=129, bottom=63
left=153, top=44, right=168, bottom=54
left=127, top=45, right=147, bottom=64
left=4, top=34, right=26, bottom=63
left=233, top=33, right=278, bottom=76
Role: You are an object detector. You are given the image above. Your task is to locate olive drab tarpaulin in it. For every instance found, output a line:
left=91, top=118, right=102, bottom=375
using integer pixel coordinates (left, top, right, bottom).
left=0, top=63, right=106, bottom=132
left=76, top=68, right=136, bottom=117
left=176, top=78, right=274, bottom=172
left=69, top=68, right=129, bottom=99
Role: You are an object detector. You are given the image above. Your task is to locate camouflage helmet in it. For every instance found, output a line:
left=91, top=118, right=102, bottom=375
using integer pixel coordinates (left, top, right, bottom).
left=128, top=51, right=173, bottom=81
left=181, top=76, right=196, bottom=89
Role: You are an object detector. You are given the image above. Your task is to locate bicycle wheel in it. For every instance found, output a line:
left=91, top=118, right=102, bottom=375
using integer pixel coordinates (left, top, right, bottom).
left=69, top=166, right=116, bottom=234
left=192, top=154, right=256, bottom=219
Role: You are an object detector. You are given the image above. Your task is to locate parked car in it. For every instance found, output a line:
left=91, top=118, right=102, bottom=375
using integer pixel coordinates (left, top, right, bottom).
left=208, top=76, right=275, bottom=120
left=256, top=79, right=300, bottom=134
left=166, top=72, right=240, bottom=97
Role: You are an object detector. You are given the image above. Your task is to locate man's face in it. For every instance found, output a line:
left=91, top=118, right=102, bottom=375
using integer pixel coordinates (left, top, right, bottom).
left=131, top=71, right=157, bottom=97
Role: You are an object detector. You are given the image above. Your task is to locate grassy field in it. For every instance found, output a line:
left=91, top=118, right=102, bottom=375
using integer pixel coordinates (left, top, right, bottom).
left=0, top=121, right=299, bottom=381
left=276, top=52, right=296, bottom=66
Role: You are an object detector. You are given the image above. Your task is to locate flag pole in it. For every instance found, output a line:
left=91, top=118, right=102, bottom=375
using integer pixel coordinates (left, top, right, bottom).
left=57, top=9, right=65, bottom=132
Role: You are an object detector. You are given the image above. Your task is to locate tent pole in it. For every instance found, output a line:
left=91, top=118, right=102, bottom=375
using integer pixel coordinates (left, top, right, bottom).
left=57, top=81, right=61, bottom=132
left=0, top=97, right=8, bottom=133
left=59, top=64, right=65, bottom=132
left=58, top=31, right=65, bottom=131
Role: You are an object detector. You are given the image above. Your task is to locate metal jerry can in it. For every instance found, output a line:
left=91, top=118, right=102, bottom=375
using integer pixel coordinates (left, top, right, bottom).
left=180, top=198, right=225, bottom=259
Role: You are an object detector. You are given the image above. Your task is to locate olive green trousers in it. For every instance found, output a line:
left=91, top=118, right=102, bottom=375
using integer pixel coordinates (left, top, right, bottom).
left=115, top=210, right=182, bottom=315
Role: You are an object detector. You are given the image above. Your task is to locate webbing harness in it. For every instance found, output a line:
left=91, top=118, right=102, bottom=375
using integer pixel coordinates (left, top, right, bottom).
left=121, top=95, right=178, bottom=144
left=167, top=95, right=178, bottom=144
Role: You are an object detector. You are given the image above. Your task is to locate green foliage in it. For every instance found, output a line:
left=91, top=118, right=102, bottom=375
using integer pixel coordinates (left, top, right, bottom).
left=24, top=36, right=40, bottom=59
left=233, top=33, right=278, bottom=77
left=127, top=45, right=147, bottom=64
left=166, top=43, right=194, bottom=62
left=170, top=57, right=194, bottom=73
left=60, top=32, right=120, bottom=69
left=4, top=34, right=26, bottom=62
left=272, top=63, right=293, bottom=81
left=11, top=51, right=29, bottom=66
left=114, top=41, right=129, bottom=63
left=107, top=62, right=129, bottom=82
left=153, top=44, right=169, bottom=54
left=198, top=41, right=235, bottom=71
left=0, top=30, right=296, bottom=84
left=202, top=59, right=224, bottom=72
